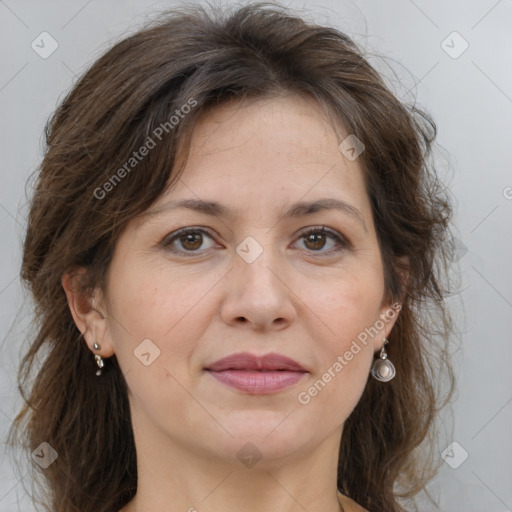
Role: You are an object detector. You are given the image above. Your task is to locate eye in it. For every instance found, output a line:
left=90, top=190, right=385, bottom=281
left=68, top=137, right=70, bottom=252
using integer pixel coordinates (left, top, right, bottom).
left=294, top=226, right=349, bottom=254
left=161, top=225, right=350, bottom=257
left=162, top=227, right=217, bottom=255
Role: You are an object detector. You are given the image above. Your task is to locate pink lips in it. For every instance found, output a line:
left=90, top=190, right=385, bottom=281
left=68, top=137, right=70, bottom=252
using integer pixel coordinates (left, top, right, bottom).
left=205, top=352, right=307, bottom=394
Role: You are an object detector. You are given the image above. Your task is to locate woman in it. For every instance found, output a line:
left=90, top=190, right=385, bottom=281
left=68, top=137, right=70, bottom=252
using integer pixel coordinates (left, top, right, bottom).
left=9, top=3, right=456, bottom=511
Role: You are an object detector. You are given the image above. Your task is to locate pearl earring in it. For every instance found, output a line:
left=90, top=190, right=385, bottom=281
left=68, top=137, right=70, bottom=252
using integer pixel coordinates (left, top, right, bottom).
left=92, top=342, right=104, bottom=376
left=371, top=338, right=396, bottom=382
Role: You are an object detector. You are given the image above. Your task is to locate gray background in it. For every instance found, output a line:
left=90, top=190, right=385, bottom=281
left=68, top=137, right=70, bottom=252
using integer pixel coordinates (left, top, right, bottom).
left=1, top=0, right=511, bottom=510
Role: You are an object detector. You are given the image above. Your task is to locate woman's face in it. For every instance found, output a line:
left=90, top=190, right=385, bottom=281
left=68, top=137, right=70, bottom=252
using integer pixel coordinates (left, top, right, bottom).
left=96, top=94, right=400, bottom=466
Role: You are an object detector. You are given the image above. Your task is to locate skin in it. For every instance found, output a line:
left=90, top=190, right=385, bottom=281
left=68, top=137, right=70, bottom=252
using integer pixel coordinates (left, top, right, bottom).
left=63, top=93, right=403, bottom=512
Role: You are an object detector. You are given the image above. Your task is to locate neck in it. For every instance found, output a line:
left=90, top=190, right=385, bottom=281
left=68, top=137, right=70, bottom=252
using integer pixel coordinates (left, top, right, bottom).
left=120, top=410, right=345, bottom=512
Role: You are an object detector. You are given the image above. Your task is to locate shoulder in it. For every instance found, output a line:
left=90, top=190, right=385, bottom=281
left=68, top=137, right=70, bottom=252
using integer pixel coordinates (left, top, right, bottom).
left=338, top=492, right=369, bottom=512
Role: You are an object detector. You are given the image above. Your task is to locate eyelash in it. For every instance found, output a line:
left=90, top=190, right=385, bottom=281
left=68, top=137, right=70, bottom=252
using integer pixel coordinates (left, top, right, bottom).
left=161, top=226, right=350, bottom=257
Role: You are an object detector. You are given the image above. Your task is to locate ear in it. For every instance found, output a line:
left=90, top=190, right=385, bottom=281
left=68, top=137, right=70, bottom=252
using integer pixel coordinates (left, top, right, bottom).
left=374, top=255, right=409, bottom=352
left=61, top=267, right=115, bottom=358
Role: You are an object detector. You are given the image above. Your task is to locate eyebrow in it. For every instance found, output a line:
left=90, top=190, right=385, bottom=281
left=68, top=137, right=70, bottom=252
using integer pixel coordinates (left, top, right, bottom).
left=143, top=197, right=367, bottom=231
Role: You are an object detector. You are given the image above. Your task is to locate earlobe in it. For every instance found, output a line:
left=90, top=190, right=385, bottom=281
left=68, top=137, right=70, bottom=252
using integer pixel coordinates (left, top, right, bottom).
left=373, top=255, right=409, bottom=352
left=375, top=300, right=402, bottom=353
left=61, top=268, right=115, bottom=357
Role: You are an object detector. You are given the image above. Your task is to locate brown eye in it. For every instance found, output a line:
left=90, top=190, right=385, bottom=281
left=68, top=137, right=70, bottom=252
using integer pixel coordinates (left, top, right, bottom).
left=303, top=231, right=328, bottom=251
left=179, top=232, right=203, bottom=251
left=163, top=227, right=216, bottom=255
left=295, top=227, right=349, bottom=254
left=162, top=226, right=348, bottom=257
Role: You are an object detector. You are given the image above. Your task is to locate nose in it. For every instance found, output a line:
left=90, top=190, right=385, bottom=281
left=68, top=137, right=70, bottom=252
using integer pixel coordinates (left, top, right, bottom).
left=220, top=242, right=297, bottom=332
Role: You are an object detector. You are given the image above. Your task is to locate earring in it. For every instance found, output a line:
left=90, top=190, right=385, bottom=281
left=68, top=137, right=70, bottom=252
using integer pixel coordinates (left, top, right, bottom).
left=371, top=338, right=396, bottom=382
left=92, top=342, right=104, bottom=376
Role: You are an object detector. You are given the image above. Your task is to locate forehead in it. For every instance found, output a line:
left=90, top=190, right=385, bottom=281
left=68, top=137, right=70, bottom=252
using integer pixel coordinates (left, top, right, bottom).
left=188, top=93, right=349, bottom=162
left=141, top=94, right=372, bottom=228
left=127, top=95, right=374, bottom=240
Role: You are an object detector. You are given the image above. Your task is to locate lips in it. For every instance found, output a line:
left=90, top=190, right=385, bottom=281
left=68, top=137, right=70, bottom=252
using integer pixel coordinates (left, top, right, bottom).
left=207, top=352, right=306, bottom=372
left=205, top=352, right=307, bottom=394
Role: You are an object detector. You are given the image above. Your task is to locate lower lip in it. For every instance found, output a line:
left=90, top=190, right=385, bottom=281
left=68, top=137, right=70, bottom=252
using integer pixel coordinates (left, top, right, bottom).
left=207, top=370, right=306, bottom=394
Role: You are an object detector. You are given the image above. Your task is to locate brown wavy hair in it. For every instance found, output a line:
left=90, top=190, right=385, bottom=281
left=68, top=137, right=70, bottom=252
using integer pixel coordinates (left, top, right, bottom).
left=8, top=2, right=457, bottom=511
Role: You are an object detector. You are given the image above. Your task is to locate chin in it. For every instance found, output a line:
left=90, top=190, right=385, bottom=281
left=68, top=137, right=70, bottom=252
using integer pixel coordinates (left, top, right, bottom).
left=201, top=409, right=316, bottom=465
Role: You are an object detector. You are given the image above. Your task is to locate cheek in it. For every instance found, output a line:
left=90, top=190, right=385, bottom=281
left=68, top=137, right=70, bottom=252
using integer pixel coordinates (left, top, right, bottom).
left=314, top=270, right=384, bottom=345
left=305, top=268, right=383, bottom=397
left=105, top=264, right=210, bottom=415
left=108, top=257, right=216, bottom=340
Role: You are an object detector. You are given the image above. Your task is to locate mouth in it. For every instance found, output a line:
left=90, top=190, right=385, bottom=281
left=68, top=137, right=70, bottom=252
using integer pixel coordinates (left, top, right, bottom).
left=204, top=352, right=308, bottom=394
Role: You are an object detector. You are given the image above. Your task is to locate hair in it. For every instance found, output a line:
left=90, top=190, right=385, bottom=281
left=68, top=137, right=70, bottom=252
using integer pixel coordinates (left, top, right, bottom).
left=8, top=2, right=457, bottom=511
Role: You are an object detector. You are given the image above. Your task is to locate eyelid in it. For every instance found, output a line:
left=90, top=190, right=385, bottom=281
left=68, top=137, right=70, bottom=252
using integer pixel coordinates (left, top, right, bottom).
left=160, top=226, right=219, bottom=253
left=296, top=226, right=351, bottom=252
left=161, top=225, right=351, bottom=255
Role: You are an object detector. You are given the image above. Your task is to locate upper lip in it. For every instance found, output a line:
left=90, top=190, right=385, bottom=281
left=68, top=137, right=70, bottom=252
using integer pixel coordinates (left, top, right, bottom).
left=206, top=352, right=307, bottom=372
